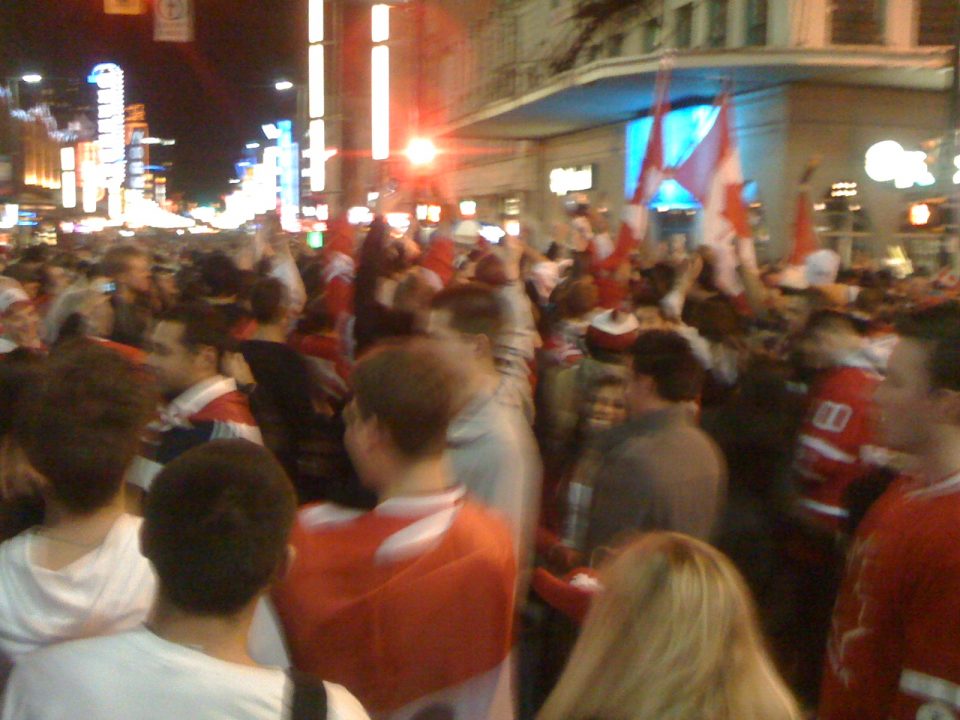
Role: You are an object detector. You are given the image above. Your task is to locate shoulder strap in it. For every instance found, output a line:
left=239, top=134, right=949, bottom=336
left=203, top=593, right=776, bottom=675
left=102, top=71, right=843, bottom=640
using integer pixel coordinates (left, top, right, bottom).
left=289, top=670, right=328, bottom=720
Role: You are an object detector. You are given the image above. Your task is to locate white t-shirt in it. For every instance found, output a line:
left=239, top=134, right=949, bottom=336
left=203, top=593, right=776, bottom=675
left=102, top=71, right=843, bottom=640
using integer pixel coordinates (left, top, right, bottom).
left=0, top=514, right=155, bottom=662
left=0, top=628, right=370, bottom=720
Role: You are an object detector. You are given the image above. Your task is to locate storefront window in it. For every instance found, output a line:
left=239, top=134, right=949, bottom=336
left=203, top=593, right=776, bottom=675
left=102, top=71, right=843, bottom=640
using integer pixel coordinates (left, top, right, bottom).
left=674, top=3, right=693, bottom=48
left=745, top=0, right=767, bottom=46
left=918, top=0, right=958, bottom=46
left=708, top=0, right=728, bottom=48
left=831, top=0, right=886, bottom=45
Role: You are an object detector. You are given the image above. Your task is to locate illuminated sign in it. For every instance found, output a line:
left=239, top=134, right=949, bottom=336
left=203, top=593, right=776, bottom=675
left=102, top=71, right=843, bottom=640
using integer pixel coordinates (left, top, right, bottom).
left=88, top=63, right=125, bottom=218
left=459, top=200, right=477, bottom=217
left=277, top=119, right=301, bottom=231
left=60, top=148, right=76, bottom=209
left=864, top=140, right=935, bottom=189
left=309, top=0, right=326, bottom=191
left=909, top=202, right=932, bottom=226
left=550, top=165, right=594, bottom=196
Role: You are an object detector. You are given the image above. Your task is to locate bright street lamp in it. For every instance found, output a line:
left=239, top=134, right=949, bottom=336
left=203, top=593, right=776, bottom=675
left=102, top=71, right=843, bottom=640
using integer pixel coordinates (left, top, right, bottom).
left=274, top=80, right=294, bottom=92
left=246, top=142, right=261, bottom=149
left=21, top=74, right=42, bottom=84
left=405, top=138, right=438, bottom=167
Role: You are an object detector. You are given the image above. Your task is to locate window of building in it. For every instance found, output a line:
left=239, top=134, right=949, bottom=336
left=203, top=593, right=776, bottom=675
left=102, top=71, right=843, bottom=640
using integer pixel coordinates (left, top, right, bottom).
left=643, top=17, right=662, bottom=53
left=708, top=0, right=728, bottom=48
left=674, top=3, right=693, bottom=48
left=831, top=0, right=885, bottom=45
left=918, top=0, right=958, bottom=45
left=608, top=32, right=625, bottom=57
left=586, top=43, right=602, bottom=63
left=745, top=0, right=768, bottom=46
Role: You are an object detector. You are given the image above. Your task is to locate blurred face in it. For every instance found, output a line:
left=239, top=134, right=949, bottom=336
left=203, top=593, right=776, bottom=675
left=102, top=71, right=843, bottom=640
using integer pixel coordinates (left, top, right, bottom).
left=874, top=339, right=935, bottom=453
left=147, top=321, right=205, bottom=399
left=86, top=294, right=115, bottom=338
left=120, top=256, right=152, bottom=295
left=2, top=302, right=40, bottom=348
left=586, top=384, right=627, bottom=432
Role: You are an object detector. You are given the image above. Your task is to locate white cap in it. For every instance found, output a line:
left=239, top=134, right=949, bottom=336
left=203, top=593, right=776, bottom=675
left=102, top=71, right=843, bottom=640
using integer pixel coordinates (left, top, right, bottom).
left=805, top=249, right=841, bottom=287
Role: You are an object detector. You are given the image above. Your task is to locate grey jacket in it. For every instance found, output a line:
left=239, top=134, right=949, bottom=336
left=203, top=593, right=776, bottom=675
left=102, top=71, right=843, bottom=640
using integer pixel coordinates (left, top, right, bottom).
left=584, top=405, right=727, bottom=559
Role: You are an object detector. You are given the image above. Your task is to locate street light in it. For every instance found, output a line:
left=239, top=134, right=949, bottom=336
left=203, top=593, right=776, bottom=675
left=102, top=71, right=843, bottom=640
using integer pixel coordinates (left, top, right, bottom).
left=275, top=80, right=294, bottom=92
left=405, top=138, right=437, bottom=167
left=21, top=74, right=42, bottom=84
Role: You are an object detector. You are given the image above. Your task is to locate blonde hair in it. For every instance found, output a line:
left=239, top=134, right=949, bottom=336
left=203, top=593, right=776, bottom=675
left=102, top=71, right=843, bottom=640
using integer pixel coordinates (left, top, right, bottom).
left=537, top=532, right=800, bottom=720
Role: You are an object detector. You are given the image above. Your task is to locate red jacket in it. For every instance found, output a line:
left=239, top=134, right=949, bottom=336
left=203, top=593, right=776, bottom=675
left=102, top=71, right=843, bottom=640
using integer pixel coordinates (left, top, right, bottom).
left=820, top=472, right=960, bottom=720
left=793, top=362, right=882, bottom=528
left=273, top=489, right=517, bottom=717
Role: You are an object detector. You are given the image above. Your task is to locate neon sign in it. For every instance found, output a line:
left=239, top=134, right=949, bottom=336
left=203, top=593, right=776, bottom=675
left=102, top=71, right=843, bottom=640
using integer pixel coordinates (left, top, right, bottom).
left=88, top=63, right=125, bottom=217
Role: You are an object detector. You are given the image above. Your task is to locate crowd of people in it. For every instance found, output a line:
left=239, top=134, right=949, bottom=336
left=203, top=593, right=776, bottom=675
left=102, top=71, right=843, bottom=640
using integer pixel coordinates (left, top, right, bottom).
left=0, top=205, right=958, bottom=720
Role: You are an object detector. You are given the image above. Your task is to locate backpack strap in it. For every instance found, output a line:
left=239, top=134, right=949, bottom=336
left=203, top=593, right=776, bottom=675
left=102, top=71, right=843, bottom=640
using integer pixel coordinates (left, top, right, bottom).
left=289, top=669, right=328, bottom=720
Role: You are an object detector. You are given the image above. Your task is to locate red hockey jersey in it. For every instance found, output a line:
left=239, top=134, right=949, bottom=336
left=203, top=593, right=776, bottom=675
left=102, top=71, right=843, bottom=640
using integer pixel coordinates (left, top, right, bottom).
left=820, top=471, right=960, bottom=720
left=793, top=362, right=882, bottom=528
left=272, top=487, right=517, bottom=719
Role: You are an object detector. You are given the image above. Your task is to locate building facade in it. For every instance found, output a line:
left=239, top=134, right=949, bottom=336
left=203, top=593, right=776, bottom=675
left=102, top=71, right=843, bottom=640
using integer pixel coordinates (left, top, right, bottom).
left=394, top=0, right=959, bottom=261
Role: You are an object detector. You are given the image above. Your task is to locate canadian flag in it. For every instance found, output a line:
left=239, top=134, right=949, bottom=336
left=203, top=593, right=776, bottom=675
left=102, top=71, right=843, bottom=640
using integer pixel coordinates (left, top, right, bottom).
left=789, top=162, right=820, bottom=265
left=674, top=94, right=754, bottom=295
left=604, top=70, right=670, bottom=270
left=591, top=69, right=669, bottom=308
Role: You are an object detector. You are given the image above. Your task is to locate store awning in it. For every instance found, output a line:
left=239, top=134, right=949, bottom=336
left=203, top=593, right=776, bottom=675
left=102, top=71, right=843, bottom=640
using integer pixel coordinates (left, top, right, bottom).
left=442, top=47, right=952, bottom=140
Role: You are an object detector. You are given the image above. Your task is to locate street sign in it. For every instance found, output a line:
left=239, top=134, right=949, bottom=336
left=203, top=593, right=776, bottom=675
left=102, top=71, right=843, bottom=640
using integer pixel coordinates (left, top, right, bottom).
left=154, top=0, right=194, bottom=43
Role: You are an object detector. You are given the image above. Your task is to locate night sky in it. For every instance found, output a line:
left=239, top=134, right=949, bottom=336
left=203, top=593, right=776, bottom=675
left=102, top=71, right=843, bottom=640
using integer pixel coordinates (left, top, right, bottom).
left=0, top=0, right=307, bottom=202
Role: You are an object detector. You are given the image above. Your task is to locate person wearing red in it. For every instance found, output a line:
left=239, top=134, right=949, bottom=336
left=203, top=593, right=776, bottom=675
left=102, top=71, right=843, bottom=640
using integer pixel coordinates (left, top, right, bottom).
left=820, top=301, right=960, bottom=720
left=792, top=310, right=883, bottom=529
left=128, top=302, right=262, bottom=495
left=272, top=339, right=517, bottom=720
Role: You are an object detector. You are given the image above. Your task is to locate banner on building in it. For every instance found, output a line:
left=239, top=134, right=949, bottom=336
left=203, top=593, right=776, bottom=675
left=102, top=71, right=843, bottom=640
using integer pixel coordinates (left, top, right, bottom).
left=154, top=0, right=194, bottom=43
left=104, top=0, right=145, bottom=14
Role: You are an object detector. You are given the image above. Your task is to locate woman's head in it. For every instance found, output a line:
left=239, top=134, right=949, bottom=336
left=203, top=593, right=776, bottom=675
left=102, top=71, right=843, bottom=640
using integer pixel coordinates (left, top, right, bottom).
left=539, top=532, right=799, bottom=720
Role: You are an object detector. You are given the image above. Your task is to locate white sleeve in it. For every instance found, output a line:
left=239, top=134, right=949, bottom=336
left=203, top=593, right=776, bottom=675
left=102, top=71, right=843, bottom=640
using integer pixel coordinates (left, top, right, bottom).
left=325, top=682, right=372, bottom=720
left=247, top=597, right=290, bottom=669
left=270, top=254, right=307, bottom=317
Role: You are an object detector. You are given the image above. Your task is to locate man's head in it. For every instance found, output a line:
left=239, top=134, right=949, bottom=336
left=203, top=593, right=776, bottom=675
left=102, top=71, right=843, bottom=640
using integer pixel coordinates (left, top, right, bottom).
left=876, top=302, right=960, bottom=453
left=345, top=339, right=459, bottom=492
left=102, top=245, right=152, bottom=296
left=628, top=330, right=704, bottom=415
left=142, top=440, right=296, bottom=616
left=796, top=309, right=864, bottom=371
left=249, top=277, right=290, bottom=326
left=0, top=283, right=39, bottom=349
left=23, top=340, right=156, bottom=514
left=428, top=283, right=505, bottom=361
left=147, top=302, right=230, bottom=399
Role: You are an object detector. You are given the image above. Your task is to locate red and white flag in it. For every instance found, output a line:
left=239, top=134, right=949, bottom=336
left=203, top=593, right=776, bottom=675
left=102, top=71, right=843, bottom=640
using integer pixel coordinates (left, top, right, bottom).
left=592, top=68, right=669, bottom=308
left=789, top=162, right=820, bottom=265
left=607, top=68, right=670, bottom=267
left=674, top=94, right=754, bottom=295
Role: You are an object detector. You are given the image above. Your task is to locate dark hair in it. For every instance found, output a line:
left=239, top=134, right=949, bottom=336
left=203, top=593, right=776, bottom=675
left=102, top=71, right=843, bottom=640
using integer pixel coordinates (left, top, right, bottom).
left=23, top=340, right=156, bottom=514
left=0, top=351, right=44, bottom=438
left=896, top=301, right=960, bottom=392
left=803, top=309, right=861, bottom=337
left=143, top=440, right=296, bottom=615
left=631, top=330, right=704, bottom=402
left=160, top=302, right=233, bottom=357
left=101, top=245, right=148, bottom=280
left=431, top=283, right=505, bottom=344
left=198, top=252, right=242, bottom=298
left=249, top=277, right=288, bottom=324
left=352, top=339, right=458, bottom=458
